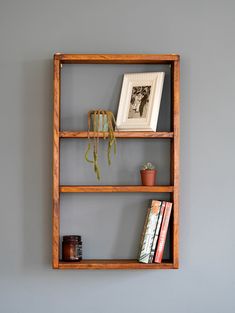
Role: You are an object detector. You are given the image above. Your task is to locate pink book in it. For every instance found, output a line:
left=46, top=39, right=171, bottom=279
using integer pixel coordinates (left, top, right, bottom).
left=154, top=202, right=172, bottom=263
left=148, top=201, right=166, bottom=263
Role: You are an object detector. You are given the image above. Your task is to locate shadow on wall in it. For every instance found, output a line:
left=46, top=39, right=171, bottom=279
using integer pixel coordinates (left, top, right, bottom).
left=20, top=59, right=53, bottom=271
left=18, top=59, right=177, bottom=268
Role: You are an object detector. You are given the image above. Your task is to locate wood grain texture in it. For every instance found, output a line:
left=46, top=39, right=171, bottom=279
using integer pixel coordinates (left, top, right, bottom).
left=54, top=53, right=180, bottom=64
left=60, top=131, right=174, bottom=138
left=60, top=185, right=174, bottom=193
left=171, top=59, right=180, bottom=269
left=52, top=54, right=180, bottom=270
left=52, top=57, right=61, bottom=269
left=58, top=260, right=175, bottom=270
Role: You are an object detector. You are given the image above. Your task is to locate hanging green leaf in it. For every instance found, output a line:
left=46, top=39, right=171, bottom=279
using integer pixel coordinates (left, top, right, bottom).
left=84, top=110, right=117, bottom=180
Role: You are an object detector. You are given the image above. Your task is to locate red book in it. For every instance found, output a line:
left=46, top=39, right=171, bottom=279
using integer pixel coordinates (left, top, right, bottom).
left=154, top=202, right=172, bottom=263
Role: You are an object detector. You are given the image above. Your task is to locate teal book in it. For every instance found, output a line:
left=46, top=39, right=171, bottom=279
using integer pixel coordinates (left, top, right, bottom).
left=138, top=200, right=162, bottom=264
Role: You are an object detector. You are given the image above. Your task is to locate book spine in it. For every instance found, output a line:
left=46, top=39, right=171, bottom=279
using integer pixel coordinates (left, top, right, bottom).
left=139, top=200, right=161, bottom=264
left=154, top=202, right=172, bottom=263
left=138, top=207, right=151, bottom=258
left=148, top=201, right=166, bottom=263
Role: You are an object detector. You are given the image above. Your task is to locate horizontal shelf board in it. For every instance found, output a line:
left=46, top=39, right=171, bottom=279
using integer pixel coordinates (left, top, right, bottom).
left=60, top=185, right=174, bottom=193
left=55, top=53, right=179, bottom=64
left=60, top=131, right=174, bottom=139
left=58, top=259, right=175, bottom=270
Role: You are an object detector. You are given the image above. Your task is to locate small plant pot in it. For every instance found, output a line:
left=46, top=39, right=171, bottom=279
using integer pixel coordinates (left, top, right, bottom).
left=91, top=113, right=109, bottom=131
left=140, top=169, right=157, bottom=186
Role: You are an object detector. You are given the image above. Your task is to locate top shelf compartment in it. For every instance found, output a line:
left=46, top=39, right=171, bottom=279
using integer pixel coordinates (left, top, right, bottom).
left=60, top=58, right=173, bottom=132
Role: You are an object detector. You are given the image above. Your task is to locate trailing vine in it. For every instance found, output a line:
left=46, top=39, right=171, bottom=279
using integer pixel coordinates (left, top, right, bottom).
left=85, top=110, right=117, bottom=180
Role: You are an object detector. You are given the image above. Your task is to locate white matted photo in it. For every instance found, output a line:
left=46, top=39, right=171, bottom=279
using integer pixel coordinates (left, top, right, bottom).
left=116, top=72, right=165, bottom=131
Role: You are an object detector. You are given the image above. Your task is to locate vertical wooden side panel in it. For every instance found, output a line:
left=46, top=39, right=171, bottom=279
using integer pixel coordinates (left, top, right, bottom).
left=52, top=57, right=61, bottom=268
left=171, top=59, right=180, bottom=268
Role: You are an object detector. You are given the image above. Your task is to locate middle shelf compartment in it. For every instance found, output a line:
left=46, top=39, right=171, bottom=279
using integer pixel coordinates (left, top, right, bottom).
left=60, top=138, right=171, bottom=186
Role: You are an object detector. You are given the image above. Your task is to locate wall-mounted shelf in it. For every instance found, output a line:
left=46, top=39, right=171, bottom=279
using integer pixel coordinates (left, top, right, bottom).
left=53, top=53, right=180, bottom=270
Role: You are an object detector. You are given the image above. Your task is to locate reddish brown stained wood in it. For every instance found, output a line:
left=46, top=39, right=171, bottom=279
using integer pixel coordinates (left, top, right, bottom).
left=60, top=185, right=174, bottom=193
left=52, top=54, right=180, bottom=270
left=52, top=58, right=61, bottom=269
left=170, top=59, right=180, bottom=269
left=58, top=260, right=175, bottom=270
left=54, top=53, right=180, bottom=64
left=59, top=131, right=174, bottom=138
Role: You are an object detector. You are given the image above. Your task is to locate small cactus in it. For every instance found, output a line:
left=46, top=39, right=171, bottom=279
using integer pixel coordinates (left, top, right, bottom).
left=141, top=162, right=155, bottom=170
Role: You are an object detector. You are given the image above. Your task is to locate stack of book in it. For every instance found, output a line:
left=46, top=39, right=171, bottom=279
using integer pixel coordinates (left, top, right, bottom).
left=138, top=200, right=172, bottom=264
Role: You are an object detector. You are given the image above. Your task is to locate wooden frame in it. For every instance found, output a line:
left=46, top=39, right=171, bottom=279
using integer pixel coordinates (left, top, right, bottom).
left=53, top=54, right=180, bottom=270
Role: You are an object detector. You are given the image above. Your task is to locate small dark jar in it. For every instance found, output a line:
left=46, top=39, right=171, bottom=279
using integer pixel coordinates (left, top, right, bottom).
left=62, top=235, right=82, bottom=262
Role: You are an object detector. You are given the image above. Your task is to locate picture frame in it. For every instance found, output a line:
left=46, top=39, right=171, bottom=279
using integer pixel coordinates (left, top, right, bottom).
left=116, top=72, right=165, bottom=131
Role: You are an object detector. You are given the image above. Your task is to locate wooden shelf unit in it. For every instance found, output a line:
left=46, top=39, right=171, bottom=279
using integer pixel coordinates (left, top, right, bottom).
left=53, top=54, right=180, bottom=270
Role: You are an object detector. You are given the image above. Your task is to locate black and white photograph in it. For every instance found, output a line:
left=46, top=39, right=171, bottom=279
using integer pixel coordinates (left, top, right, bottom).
left=128, top=86, right=151, bottom=119
left=116, top=72, right=165, bottom=131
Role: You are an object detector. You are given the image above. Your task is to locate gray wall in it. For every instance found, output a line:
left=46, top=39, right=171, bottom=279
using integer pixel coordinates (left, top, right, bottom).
left=0, top=0, right=234, bottom=312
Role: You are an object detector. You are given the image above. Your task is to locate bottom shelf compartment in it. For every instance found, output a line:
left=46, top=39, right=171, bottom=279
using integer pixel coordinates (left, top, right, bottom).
left=58, top=259, right=176, bottom=270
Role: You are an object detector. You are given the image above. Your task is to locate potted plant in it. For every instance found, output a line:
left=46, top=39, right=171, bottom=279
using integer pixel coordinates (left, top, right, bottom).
left=140, top=162, right=157, bottom=186
left=85, top=110, right=117, bottom=180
